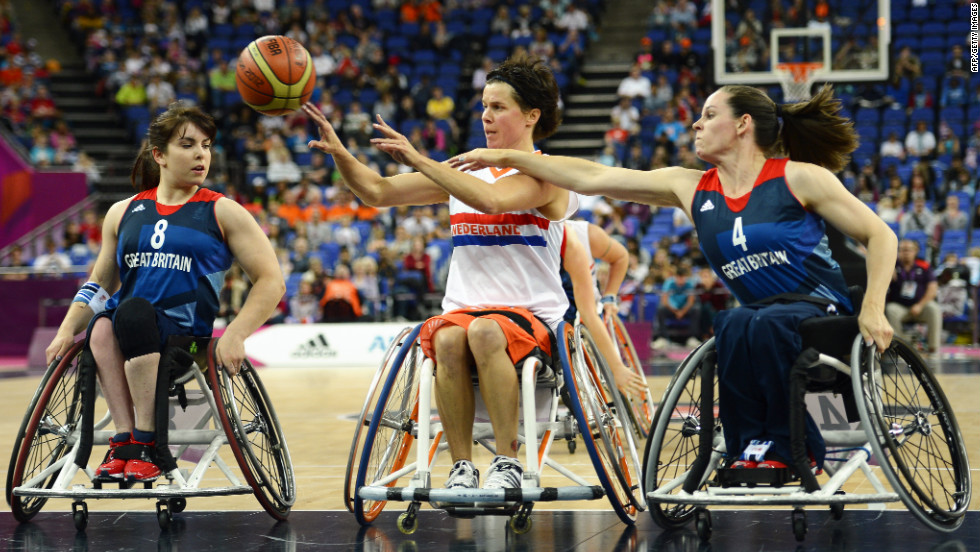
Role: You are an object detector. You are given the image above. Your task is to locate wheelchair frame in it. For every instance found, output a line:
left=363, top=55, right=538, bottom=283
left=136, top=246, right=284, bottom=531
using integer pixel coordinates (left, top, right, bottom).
left=642, top=333, right=972, bottom=542
left=6, top=337, right=296, bottom=531
left=347, top=321, right=645, bottom=534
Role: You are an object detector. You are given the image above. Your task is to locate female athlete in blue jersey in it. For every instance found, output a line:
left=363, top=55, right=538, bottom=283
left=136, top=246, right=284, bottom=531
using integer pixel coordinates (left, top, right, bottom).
left=451, top=84, right=897, bottom=472
left=46, top=104, right=284, bottom=482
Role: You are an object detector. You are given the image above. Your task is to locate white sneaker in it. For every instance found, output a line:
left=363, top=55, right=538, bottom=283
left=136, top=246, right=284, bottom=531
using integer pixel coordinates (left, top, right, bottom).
left=685, top=337, right=702, bottom=349
left=445, top=459, right=479, bottom=489
left=483, top=455, right=523, bottom=490
left=651, top=337, right=670, bottom=350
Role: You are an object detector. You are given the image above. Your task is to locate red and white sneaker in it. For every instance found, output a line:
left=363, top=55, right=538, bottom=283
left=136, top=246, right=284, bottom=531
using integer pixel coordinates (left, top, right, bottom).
left=730, top=459, right=758, bottom=469
left=124, top=440, right=161, bottom=482
left=95, top=435, right=131, bottom=480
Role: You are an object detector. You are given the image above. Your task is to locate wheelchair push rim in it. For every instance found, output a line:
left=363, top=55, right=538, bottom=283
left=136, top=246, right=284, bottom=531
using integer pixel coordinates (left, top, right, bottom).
left=605, top=313, right=655, bottom=439
left=353, top=329, right=422, bottom=525
left=345, top=325, right=415, bottom=513
left=854, top=337, right=972, bottom=531
left=207, top=339, right=296, bottom=521
left=642, top=338, right=719, bottom=530
left=559, top=322, right=638, bottom=524
left=7, top=341, right=86, bottom=522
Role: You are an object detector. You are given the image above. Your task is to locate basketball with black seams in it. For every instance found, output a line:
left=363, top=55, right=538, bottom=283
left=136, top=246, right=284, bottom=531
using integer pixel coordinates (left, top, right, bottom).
left=235, top=35, right=316, bottom=116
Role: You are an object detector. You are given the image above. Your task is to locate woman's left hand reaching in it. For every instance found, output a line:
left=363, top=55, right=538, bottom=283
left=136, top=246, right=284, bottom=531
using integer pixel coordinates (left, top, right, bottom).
left=370, top=115, right=424, bottom=168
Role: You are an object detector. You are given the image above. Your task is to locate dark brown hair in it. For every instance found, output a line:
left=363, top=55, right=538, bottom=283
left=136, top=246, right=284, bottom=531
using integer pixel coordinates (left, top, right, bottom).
left=130, top=102, right=217, bottom=192
left=720, top=84, right=857, bottom=173
left=486, top=53, right=562, bottom=141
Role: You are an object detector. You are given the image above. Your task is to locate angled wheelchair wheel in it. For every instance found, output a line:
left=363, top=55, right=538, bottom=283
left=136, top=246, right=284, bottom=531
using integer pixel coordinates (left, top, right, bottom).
left=7, top=341, right=86, bottom=522
left=642, top=338, right=720, bottom=530
left=207, top=339, right=295, bottom=521
left=853, top=337, right=972, bottom=532
left=345, top=325, right=415, bottom=513
left=576, top=322, right=646, bottom=512
left=605, top=314, right=655, bottom=439
left=353, top=332, right=423, bottom=526
left=559, top=322, right=637, bottom=524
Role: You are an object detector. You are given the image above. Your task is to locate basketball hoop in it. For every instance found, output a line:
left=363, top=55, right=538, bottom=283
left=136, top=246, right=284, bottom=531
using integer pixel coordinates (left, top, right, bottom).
left=776, top=62, right=824, bottom=103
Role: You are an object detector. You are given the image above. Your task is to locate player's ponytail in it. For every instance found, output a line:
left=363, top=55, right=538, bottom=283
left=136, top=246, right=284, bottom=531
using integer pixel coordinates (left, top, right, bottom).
left=721, top=84, right=858, bottom=173
left=129, top=143, right=160, bottom=192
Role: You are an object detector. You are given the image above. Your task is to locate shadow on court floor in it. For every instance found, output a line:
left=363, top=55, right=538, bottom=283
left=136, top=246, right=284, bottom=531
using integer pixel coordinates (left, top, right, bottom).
left=1, top=509, right=977, bottom=551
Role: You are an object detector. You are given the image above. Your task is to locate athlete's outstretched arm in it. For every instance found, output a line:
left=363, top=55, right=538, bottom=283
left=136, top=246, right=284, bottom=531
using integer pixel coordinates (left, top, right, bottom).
left=216, top=199, right=285, bottom=374
left=370, top=116, right=570, bottom=219
left=565, top=228, right=647, bottom=397
left=449, top=149, right=702, bottom=211
left=303, top=103, right=448, bottom=207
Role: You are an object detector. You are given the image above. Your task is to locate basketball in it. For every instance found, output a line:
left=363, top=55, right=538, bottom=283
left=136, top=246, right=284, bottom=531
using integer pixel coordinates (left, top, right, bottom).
left=235, top=35, right=316, bottom=116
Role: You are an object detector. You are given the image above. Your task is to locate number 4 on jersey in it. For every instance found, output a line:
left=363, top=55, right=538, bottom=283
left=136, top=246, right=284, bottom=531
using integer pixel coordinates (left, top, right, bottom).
left=732, top=216, right=748, bottom=251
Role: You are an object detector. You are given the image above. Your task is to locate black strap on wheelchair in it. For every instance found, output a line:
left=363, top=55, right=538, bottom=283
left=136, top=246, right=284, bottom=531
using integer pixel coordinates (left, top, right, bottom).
left=152, top=344, right=196, bottom=473
left=683, top=348, right=716, bottom=494
left=789, top=348, right=822, bottom=493
left=74, top=344, right=99, bottom=469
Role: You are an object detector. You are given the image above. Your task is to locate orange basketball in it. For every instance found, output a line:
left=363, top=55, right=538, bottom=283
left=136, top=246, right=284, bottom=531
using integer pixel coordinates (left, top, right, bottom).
left=235, top=35, right=316, bottom=116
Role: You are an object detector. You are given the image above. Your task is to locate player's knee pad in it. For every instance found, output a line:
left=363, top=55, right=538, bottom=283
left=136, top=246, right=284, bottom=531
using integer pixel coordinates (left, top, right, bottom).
left=113, top=297, right=160, bottom=360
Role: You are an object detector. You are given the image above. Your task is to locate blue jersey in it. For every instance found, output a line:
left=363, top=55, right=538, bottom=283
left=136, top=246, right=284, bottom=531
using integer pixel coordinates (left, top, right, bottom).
left=690, top=158, right=852, bottom=312
left=106, top=187, right=234, bottom=335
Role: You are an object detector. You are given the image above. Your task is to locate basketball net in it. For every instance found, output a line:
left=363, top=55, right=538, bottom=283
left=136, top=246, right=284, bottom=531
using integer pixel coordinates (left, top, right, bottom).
left=775, top=62, right=824, bottom=103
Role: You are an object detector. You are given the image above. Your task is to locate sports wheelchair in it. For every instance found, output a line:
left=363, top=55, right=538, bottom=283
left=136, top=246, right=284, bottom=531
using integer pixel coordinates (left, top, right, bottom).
left=345, top=320, right=645, bottom=534
left=642, top=312, right=972, bottom=542
left=6, top=336, right=295, bottom=531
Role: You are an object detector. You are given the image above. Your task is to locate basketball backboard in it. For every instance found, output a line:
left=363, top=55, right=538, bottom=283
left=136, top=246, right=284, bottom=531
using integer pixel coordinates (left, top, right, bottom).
left=712, top=0, right=891, bottom=94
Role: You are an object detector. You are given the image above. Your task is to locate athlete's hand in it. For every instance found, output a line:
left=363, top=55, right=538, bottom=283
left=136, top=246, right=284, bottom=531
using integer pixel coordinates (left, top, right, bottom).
left=858, top=308, right=893, bottom=354
left=303, top=102, right=345, bottom=156
left=214, top=333, right=247, bottom=376
left=45, top=330, right=77, bottom=365
left=370, top=115, right=424, bottom=168
left=448, top=148, right=507, bottom=172
left=610, top=359, right=648, bottom=398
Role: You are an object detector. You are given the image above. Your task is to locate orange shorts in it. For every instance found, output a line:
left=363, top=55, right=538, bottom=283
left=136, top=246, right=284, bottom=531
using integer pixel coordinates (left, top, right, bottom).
left=419, top=306, right=555, bottom=368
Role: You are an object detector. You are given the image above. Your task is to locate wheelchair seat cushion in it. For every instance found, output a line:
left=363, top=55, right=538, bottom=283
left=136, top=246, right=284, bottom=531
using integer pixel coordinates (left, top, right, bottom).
left=798, top=315, right=859, bottom=361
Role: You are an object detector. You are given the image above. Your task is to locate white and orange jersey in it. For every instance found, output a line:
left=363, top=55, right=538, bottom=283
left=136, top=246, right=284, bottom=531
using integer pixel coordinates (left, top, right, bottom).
left=442, top=163, right=577, bottom=330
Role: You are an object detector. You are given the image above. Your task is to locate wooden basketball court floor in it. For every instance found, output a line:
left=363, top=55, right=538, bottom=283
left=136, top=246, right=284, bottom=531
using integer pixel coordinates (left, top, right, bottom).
left=1, top=360, right=977, bottom=551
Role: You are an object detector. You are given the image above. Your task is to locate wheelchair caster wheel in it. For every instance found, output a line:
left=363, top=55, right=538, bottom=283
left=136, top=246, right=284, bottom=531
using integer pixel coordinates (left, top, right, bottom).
left=792, top=508, right=807, bottom=542
left=829, top=502, right=844, bottom=520
left=509, top=513, right=532, bottom=534
left=397, top=511, right=418, bottom=535
left=567, top=439, right=576, bottom=454
left=72, top=501, right=88, bottom=531
left=170, top=497, right=187, bottom=514
left=695, top=508, right=712, bottom=541
left=156, top=500, right=173, bottom=530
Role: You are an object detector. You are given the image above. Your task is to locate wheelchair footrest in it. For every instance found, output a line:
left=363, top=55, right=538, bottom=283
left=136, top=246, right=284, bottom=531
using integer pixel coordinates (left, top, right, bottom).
left=716, top=467, right=797, bottom=488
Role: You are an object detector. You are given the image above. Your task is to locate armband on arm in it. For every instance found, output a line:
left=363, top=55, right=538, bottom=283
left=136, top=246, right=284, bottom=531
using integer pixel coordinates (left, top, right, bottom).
left=73, top=282, right=111, bottom=315
left=600, top=295, right=617, bottom=305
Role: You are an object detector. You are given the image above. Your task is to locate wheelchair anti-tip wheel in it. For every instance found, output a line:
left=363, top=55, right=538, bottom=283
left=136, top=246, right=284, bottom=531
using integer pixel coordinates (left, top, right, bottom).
left=559, top=322, right=639, bottom=524
left=345, top=325, right=415, bottom=513
left=353, top=329, right=423, bottom=526
left=853, top=337, right=972, bottom=532
left=207, top=339, right=296, bottom=521
left=6, top=341, right=86, bottom=522
left=642, top=338, right=720, bottom=530
left=605, top=313, right=655, bottom=439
